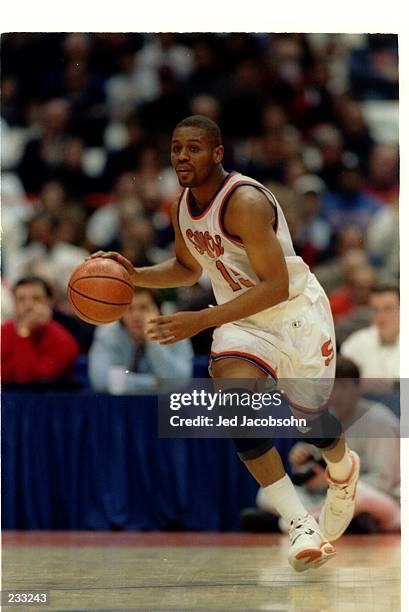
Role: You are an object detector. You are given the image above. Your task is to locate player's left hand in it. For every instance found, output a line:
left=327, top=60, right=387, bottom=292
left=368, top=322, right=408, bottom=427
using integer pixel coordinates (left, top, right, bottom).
left=146, top=311, right=207, bottom=344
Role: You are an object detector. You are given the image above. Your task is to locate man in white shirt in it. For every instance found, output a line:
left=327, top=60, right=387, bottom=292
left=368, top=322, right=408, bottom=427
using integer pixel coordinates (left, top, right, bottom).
left=340, top=284, right=399, bottom=380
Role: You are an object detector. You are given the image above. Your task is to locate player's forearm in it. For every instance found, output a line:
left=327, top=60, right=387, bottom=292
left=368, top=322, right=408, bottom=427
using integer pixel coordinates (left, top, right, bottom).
left=201, top=280, right=289, bottom=328
left=133, top=257, right=201, bottom=288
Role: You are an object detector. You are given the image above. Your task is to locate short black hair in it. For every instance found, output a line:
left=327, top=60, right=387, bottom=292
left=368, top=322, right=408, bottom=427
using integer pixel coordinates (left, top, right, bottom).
left=370, top=283, right=400, bottom=300
left=335, top=355, right=361, bottom=380
left=174, top=115, right=222, bottom=147
left=13, top=275, right=53, bottom=298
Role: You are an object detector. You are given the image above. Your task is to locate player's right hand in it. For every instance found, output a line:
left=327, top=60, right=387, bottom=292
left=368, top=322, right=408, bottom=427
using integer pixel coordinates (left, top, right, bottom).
left=86, top=251, right=136, bottom=278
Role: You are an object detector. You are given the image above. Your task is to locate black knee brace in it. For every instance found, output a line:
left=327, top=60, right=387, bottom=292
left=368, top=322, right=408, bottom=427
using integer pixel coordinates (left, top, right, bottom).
left=215, top=386, right=275, bottom=461
left=233, top=438, right=274, bottom=461
left=298, top=410, right=343, bottom=449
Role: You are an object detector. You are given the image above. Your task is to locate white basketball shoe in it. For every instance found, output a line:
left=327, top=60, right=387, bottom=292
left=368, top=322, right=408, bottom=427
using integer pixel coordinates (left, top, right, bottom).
left=319, top=449, right=360, bottom=542
left=288, top=513, right=336, bottom=572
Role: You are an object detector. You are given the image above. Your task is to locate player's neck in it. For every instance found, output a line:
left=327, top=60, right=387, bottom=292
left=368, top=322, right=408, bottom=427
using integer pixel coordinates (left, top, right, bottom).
left=190, top=167, right=229, bottom=208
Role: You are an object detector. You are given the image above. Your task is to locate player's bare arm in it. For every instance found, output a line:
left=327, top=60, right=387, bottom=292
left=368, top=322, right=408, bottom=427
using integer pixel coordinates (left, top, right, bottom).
left=147, top=187, right=289, bottom=344
left=87, top=201, right=202, bottom=288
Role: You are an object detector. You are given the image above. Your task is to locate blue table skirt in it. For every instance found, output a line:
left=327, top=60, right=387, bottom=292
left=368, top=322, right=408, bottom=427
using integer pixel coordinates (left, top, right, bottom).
left=2, top=392, right=295, bottom=531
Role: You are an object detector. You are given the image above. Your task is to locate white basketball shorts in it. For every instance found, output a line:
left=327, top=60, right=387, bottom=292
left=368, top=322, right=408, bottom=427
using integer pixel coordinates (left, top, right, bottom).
left=209, top=289, right=336, bottom=414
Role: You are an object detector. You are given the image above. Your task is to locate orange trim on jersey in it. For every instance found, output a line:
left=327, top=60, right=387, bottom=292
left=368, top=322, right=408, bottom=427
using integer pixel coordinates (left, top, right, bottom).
left=186, top=172, right=237, bottom=221
left=210, top=350, right=278, bottom=380
left=218, top=181, right=279, bottom=248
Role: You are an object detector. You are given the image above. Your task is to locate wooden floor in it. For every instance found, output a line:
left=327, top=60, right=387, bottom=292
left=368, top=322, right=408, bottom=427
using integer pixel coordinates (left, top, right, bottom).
left=2, top=531, right=400, bottom=611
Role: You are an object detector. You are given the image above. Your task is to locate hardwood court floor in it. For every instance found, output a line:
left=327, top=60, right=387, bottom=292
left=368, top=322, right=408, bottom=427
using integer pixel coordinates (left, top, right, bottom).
left=2, top=531, right=400, bottom=611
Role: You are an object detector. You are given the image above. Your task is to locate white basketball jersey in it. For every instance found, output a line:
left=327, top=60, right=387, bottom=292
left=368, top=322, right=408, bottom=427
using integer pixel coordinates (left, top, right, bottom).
left=178, top=171, right=322, bottom=328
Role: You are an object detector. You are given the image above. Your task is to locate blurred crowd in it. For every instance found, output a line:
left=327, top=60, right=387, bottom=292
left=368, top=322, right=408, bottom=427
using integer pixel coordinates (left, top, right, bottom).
left=1, top=32, right=399, bottom=385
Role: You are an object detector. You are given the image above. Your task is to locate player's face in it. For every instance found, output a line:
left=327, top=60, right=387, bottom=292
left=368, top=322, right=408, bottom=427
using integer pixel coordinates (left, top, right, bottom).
left=14, top=283, right=50, bottom=320
left=170, top=127, right=223, bottom=188
left=370, top=291, right=400, bottom=343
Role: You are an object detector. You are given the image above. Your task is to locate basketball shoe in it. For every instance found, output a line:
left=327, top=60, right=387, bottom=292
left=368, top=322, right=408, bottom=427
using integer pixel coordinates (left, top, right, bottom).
left=319, top=449, right=360, bottom=542
left=288, top=513, right=336, bottom=572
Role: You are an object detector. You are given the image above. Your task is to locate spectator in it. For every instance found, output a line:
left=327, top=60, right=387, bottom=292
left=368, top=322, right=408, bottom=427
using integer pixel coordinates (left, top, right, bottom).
left=334, top=96, right=375, bottom=166
left=340, top=284, right=399, bottom=380
left=50, top=136, right=93, bottom=199
left=1, top=276, right=79, bottom=385
left=310, top=123, right=344, bottom=190
left=6, top=211, right=89, bottom=299
left=292, top=174, right=331, bottom=267
left=135, top=33, right=194, bottom=98
left=102, top=113, right=146, bottom=191
left=18, top=98, right=71, bottom=194
left=35, top=180, right=67, bottom=215
left=86, top=172, right=143, bottom=250
left=321, top=163, right=381, bottom=232
left=314, top=226, right=366, bottom=295
left=256, top=356, right=400, bottom=533
left=349, top=34, right=398, bottom=100
left=366, top=199, right=399, bottom=282
left=88, top=288, right=193, bottom=392
left=364, top=143, right=399, bottom=205
left=329, top=263, right=377, bottom=320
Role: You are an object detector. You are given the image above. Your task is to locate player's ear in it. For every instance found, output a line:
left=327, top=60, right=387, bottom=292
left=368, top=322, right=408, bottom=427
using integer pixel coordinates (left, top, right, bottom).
left=213, top=145, right=224, bottom=164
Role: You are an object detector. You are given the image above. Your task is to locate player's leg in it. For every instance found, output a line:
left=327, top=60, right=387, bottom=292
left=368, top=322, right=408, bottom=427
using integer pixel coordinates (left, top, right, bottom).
left=211, top=356, right=336, bottom=571
left=318, top=435, right=360, bottom=541
left=283, top=290, right=361, bottom=542
left=286, top=402, right=360, bottom=542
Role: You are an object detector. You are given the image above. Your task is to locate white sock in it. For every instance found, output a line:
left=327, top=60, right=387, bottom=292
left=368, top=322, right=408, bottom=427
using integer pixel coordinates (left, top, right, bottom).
left=261, top=474, right=308, bottom=525
left=324, top=448, right=353, bottom=482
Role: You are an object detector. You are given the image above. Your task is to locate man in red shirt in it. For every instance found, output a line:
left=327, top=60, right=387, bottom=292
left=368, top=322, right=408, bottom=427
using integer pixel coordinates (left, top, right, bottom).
left=1, top=276, right=79, bottom=384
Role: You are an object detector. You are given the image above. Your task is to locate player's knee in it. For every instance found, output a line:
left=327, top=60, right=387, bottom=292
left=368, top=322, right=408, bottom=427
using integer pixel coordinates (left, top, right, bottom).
left=217, top=386, right=274, bottom=461
left=233, top=438, right=275, bottom=461
left=297, top=410, right=343, bottom=449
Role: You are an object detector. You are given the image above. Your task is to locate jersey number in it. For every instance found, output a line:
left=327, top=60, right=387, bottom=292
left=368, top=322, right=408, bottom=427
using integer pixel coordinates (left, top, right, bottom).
left=216, top=261, right=255, bottom=292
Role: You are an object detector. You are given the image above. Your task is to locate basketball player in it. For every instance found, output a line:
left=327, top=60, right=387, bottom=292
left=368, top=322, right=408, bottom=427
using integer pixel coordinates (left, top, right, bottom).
left=88, top=116, right=360, bottom=572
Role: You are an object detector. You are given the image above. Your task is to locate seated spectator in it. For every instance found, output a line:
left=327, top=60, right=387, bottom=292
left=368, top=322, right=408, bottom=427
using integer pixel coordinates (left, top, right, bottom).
left=88, top=287, right=193, bottom=392
left=366, top=198, right=399, bottom=283
left=292, top=174, right=331, bottom=267
left=18, top=98, right=71, bottom=195
left=6, top=211, right=90, bottom=299
left=1, top=276, right=79, bottom=385
left=329, top=263, right=377, bottom=320
left=256, top=357, right=400, bottom=534
left=340, top=284, right=399, bottom=380
left=86, top=172, right=143, bottom=250
left=335, top=97, right=375, bottom=166
left=364, top=143, right=399, bottom=205
left=313, top=226, right=366, bottom=294
left=321, top=163, right=381, bottom=232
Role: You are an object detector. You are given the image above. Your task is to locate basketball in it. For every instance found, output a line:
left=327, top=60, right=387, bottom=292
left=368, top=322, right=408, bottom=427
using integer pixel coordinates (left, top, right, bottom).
left=67, top=258, right=134, bottom=325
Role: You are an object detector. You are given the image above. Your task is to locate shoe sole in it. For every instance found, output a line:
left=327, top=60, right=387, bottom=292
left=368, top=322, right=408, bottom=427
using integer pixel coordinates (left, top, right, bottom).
left=290, top=542, right=336, bottom=572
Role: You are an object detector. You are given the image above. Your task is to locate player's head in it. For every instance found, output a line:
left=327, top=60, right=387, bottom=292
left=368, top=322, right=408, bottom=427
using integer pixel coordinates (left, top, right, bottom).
left=121, top=288, right=160, bottom=343
left=171, top=115, right=224, bottom=187
left=370, top=284, right=400, bottom=344
left=13, top=276, right=53, bottom=320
